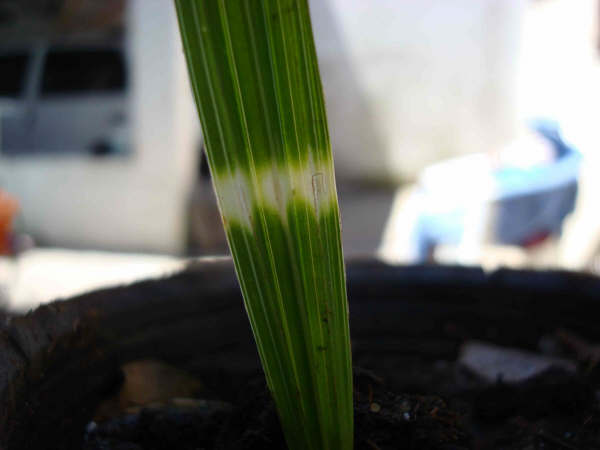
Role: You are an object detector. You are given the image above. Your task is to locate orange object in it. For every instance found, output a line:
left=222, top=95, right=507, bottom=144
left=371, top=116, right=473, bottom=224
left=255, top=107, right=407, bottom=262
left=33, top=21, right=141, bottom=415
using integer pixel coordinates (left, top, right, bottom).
left=0, top=190, right=18, bottom=255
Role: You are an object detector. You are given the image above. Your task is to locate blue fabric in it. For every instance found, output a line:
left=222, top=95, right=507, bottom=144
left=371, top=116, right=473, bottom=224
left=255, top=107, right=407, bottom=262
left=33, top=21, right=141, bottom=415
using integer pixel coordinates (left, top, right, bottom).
left=412, top=119, right=581, bottom=259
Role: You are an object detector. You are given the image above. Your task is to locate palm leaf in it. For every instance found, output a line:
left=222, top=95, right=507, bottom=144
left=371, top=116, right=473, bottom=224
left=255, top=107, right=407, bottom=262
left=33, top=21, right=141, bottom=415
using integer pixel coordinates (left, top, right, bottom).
left=174, top=1, right=353, bottom=448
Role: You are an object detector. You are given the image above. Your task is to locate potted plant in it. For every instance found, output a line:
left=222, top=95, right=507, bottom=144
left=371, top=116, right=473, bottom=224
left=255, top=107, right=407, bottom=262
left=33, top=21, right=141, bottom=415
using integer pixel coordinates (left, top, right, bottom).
left=1, top=1, right=600, bottom=449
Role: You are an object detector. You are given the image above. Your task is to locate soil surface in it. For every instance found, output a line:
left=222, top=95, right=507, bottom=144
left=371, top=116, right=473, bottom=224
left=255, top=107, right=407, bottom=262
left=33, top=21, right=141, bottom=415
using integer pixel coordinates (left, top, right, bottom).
left=82, top=361, right=600, bottom=450
left=4, top=261, right=600, bottom=449
left=83, top=369, right=469, bottom=450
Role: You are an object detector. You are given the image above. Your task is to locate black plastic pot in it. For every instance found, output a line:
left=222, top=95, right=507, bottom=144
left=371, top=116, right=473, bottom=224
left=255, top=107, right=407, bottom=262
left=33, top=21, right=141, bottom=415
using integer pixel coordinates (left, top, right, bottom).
left=1, top=259, right=599, bottom=449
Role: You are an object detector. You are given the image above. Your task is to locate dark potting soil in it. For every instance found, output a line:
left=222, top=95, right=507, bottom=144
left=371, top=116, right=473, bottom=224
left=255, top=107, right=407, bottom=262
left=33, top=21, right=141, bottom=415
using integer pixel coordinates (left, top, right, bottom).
left=83, top=370, right=467, bottom=450
left=82, top=364, right=600, bottom=450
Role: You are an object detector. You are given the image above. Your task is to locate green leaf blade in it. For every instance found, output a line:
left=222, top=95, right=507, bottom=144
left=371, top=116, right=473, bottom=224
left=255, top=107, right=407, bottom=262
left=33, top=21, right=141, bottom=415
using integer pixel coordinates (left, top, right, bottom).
left=175, top=1, right=353, bottom=449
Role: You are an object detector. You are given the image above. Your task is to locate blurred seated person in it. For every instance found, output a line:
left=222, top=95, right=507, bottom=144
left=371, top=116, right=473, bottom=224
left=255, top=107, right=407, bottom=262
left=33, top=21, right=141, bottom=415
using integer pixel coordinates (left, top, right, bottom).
left=379, top=119, right=581, bottom=266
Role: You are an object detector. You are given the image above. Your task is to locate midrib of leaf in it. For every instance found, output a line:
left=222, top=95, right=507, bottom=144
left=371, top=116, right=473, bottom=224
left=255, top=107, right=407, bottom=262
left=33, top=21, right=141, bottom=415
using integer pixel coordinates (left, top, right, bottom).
left=175, top=1, right=353, bottom=449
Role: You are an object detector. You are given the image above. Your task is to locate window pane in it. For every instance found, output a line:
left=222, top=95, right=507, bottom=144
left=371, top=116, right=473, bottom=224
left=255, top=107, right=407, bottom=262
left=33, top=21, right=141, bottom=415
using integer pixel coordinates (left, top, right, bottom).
left=41, top=49, right=126, bottom=95
left=0, top=52, right=29, bottom=97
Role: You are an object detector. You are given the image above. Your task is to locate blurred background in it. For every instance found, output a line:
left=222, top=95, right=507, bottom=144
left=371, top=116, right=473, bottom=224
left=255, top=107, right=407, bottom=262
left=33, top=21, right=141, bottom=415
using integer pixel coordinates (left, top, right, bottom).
left=0, top=0, right=599, bottom=310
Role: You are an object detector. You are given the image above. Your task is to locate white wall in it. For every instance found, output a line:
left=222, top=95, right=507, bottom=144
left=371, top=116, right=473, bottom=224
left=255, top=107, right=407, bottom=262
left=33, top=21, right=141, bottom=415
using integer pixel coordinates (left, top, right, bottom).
left=0, top=0, right=199, bottom=254
left=311, top=0, right=524, bottom=182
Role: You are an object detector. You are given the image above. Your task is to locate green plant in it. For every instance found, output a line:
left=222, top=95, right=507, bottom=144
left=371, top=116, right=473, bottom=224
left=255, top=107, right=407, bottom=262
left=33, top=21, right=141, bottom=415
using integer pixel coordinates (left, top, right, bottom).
left=174, top=1, right=353, bottom=449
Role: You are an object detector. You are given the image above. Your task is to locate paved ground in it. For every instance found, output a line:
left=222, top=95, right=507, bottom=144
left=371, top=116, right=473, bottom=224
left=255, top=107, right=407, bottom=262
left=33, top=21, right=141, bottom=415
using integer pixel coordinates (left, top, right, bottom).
left=0, top=185, right=397, bottom=312
left=0, top=249, right=185, bottom=312
left=338, top=185, right=396, bottom=257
